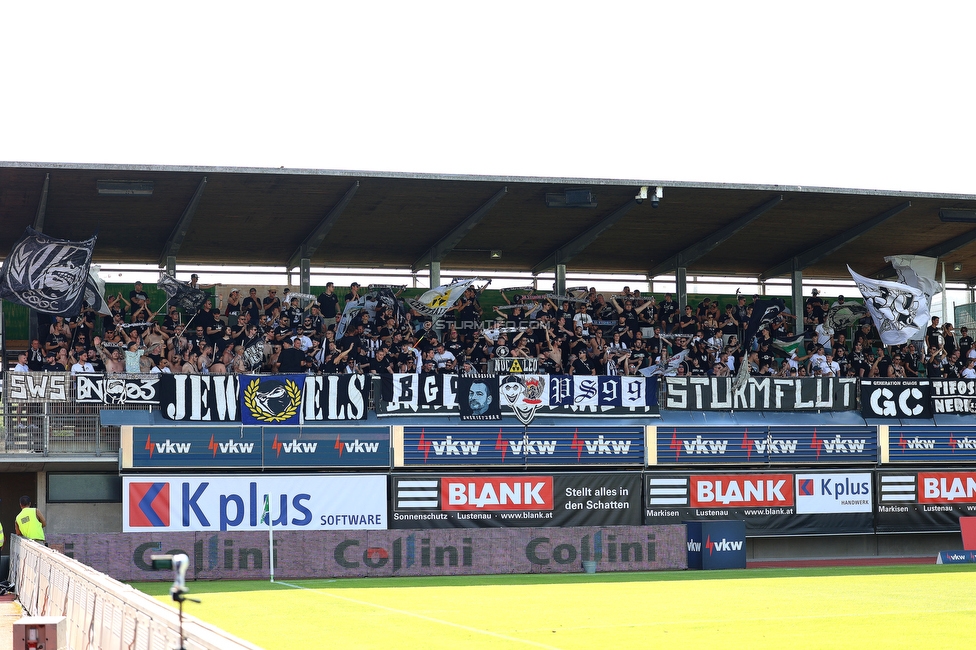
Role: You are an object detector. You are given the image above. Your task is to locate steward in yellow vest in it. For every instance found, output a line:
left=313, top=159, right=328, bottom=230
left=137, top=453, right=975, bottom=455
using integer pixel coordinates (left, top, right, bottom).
left=15, top=496, right=46, bottom=544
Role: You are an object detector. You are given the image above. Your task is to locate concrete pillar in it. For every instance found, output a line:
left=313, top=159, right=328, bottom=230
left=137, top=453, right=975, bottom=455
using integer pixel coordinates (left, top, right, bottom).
left=300, top=258, right=311, bottom=298
left=676, top=267, right=688, bottom=311
left=791, top=268, right=803, bottom=325
left=430, top=261, right=441, bottom=288
left=555, top=264, right=567, bottom=295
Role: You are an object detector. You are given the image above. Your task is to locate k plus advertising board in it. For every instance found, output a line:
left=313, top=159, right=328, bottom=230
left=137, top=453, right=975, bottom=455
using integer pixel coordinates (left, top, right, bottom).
left=123, top=475, right=387, bottom=532
left=645, top=472, right=873, bottom=535
left=877, top=470, right=976, bottom=532
left=399, top=426, right=645, bottom=466
left=390, top=473, right=642, bottom=528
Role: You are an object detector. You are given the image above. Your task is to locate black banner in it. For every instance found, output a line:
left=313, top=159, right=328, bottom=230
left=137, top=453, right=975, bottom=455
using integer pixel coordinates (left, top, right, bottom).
left=930, top=379, right=976, bottom=415
left=644, top=471, right=874, bottom=536
left=390, top=472, right=642, bottom=528
left=876, top=470, right=976, bottom=533
left=302, top=374, right=369, bottom=421
left=75, top=374, right=160, bottom=404
left=457, top=376, right=501, bottom=421
left=860, top=378, right=931, bottom=419
left=159, top=374, right=241, bottom=421
left=664, top=377, right=857, bottom=411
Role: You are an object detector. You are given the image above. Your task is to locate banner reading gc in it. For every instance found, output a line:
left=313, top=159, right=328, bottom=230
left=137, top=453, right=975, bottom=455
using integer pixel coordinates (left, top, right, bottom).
left=390, top=472, right=642, bottom=528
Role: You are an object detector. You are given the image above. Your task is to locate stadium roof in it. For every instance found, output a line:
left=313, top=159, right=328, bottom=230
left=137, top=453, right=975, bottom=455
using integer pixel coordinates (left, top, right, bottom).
left=4, top=161, right=976, bottom=283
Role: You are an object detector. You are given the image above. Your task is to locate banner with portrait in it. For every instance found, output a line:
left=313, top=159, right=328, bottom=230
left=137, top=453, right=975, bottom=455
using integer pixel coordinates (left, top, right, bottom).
left=457, top=375, right=501, bottom=421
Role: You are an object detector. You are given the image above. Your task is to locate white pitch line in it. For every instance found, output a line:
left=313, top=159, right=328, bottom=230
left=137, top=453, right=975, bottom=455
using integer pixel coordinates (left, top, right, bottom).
left=275, top=581, right=562, bottom=650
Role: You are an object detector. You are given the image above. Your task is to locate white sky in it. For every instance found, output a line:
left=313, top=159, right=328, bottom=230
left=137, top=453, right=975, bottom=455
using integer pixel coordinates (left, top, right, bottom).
left=3, top=2, right=976, bottom=195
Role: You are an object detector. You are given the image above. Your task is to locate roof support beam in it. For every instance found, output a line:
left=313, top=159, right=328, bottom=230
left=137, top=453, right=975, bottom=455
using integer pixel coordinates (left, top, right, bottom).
left=286, top=180, right=360, bottom=271
left=411, top=186, right=508, bottom=273
left=648, top=194, right=782, bottom=277
left=531, top=198, right=637, bottom=275
left=759, top=201, right=912, bottom=281
left=33, top=173, right=50, bottom=231
left=158, top=176, right=207, bottom=267
left=873, top=228, right=976, bottom=278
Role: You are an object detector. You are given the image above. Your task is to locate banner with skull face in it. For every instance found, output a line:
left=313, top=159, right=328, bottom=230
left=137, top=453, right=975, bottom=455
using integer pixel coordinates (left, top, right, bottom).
left=0, top=227, right=96, bottom=315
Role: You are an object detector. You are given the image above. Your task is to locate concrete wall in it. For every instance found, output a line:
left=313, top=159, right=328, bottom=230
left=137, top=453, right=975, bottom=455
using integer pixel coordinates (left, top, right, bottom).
left=48, top=502, right=122, bottom=535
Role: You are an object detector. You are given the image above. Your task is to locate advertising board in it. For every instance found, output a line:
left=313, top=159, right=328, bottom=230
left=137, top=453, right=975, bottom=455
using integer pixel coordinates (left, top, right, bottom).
left=876, top=470, right=976, bottom=532
left=885, top=426, right=976, bottom=463
left=123, top=474, right=387, bottom=532
left=655, top=426, right=876, bottom=464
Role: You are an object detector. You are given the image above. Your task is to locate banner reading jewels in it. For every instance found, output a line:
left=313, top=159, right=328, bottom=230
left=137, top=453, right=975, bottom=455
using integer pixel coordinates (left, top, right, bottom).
left=643, top=471, right=874, bottom=535
left=157, top=374, right=368, bottom=422
left=54, top=525, right=687, bottom=580
left=376, top=374, right=659, bottom=417
left=664, top=377, right=857, bottom=411
left=390, top=472, right=643, bottom=528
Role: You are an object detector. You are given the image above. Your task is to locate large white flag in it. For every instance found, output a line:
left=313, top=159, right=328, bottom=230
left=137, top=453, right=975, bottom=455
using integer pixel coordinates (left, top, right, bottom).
left=885, top=255, right=941, bottom=298
left=406, top=279, right=479, bottom=318
left=849, top=265, right=929, bottom=346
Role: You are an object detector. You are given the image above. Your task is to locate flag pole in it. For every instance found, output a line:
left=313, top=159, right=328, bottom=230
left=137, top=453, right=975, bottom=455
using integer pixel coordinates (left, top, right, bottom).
left=264, top=493, right=275, bottom=583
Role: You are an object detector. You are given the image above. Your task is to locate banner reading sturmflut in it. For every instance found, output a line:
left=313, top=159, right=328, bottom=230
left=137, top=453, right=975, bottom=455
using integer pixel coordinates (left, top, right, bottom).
left=664, top=377, right=857, bottom=411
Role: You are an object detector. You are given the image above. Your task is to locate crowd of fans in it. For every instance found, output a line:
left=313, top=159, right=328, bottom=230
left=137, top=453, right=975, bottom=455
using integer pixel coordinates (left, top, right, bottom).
left=10, top=280, right=974, bottom=380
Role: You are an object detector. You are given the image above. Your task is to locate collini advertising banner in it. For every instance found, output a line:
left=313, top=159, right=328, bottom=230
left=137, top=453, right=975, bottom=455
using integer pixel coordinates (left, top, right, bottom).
left=876, top=470, right=976, bottom=532
left=122, top=426, right=390, bottom=470
left=157, top=374, right=369, bottom=422
left=396, top=426, right=645, bottom=467
left=654, top=426, right=877, bottom=465
left=376, top=374, right=659, bottom=417
left=389, top=472, right=643, bottom=529
left=123, top=475, right=387, bottom=532
left=643, top=471, right=874, bottom=535
left=664, top=377, right=857, bottom=411
left=56, top=525, right=688, bottom=580
left=884, top=425, right=976, bottom=463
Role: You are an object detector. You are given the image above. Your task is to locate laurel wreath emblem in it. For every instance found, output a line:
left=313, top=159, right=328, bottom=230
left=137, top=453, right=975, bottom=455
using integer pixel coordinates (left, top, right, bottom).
left=243, top=378, right=302, bottom=423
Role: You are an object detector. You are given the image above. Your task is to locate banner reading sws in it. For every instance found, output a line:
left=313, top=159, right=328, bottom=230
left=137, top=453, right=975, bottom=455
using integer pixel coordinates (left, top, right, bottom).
left=377, top=374, right=658, bottom=417
left=664, top=377, right=857, bottom=411
left=643, top=471, right=874, bottom=535
left=158, top=374, right=368, bottom=421
left=390, top=472, right=642, bottom=528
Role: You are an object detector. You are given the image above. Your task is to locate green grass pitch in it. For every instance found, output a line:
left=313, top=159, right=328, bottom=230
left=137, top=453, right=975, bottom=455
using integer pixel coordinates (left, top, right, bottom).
left=132, top=565, right=976, bottom=650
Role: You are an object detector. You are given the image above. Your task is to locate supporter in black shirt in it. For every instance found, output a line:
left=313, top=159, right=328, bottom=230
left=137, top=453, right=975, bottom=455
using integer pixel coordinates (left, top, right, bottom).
left=276, top=337, right=306, bottom=373
left=344, top=282, right=361, bottom=304
left=163, top=306, right=182, bottom=337
left=959, top=327, right=973, bottom=359
left=263, top=289, right=281, bottom=317
left=317, top=282, right=340, bottom=329
left=26, top=339, right=45, bottom=371
left=242, top=288, right=261, bottom=322
left=925, top=316, right=942, bottom=350
left=658, top=293, right=677, bottom=331
left=129, top=281, right=149, bottom=310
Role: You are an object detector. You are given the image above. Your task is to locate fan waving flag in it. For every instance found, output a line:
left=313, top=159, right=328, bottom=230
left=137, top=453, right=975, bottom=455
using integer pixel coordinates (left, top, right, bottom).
left=407, top=279, right=479, bottom=318
left=157, top=273, right=209, bottom=312
left=0, top=227, right=96, bottom=315
left=848, top=265, right=928, bottom=345
left=742, top=298, right=785, bottom=346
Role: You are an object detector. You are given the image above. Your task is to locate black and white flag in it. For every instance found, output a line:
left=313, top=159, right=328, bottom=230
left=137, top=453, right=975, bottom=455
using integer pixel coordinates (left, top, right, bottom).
left=0, top=227, right=96, bottom=315
left=743, top=298, right=785, bottom=346
left=85, top=264, right=113, bottom=315
left=849, top=265, right=928, bottom=346
left=157, top=273, right=209, bottom=311
left=242, top=337, right=264, bottom=372
left=825, top=303, right=869, bottom=331
left=406, top=279, right=479, bottom=318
